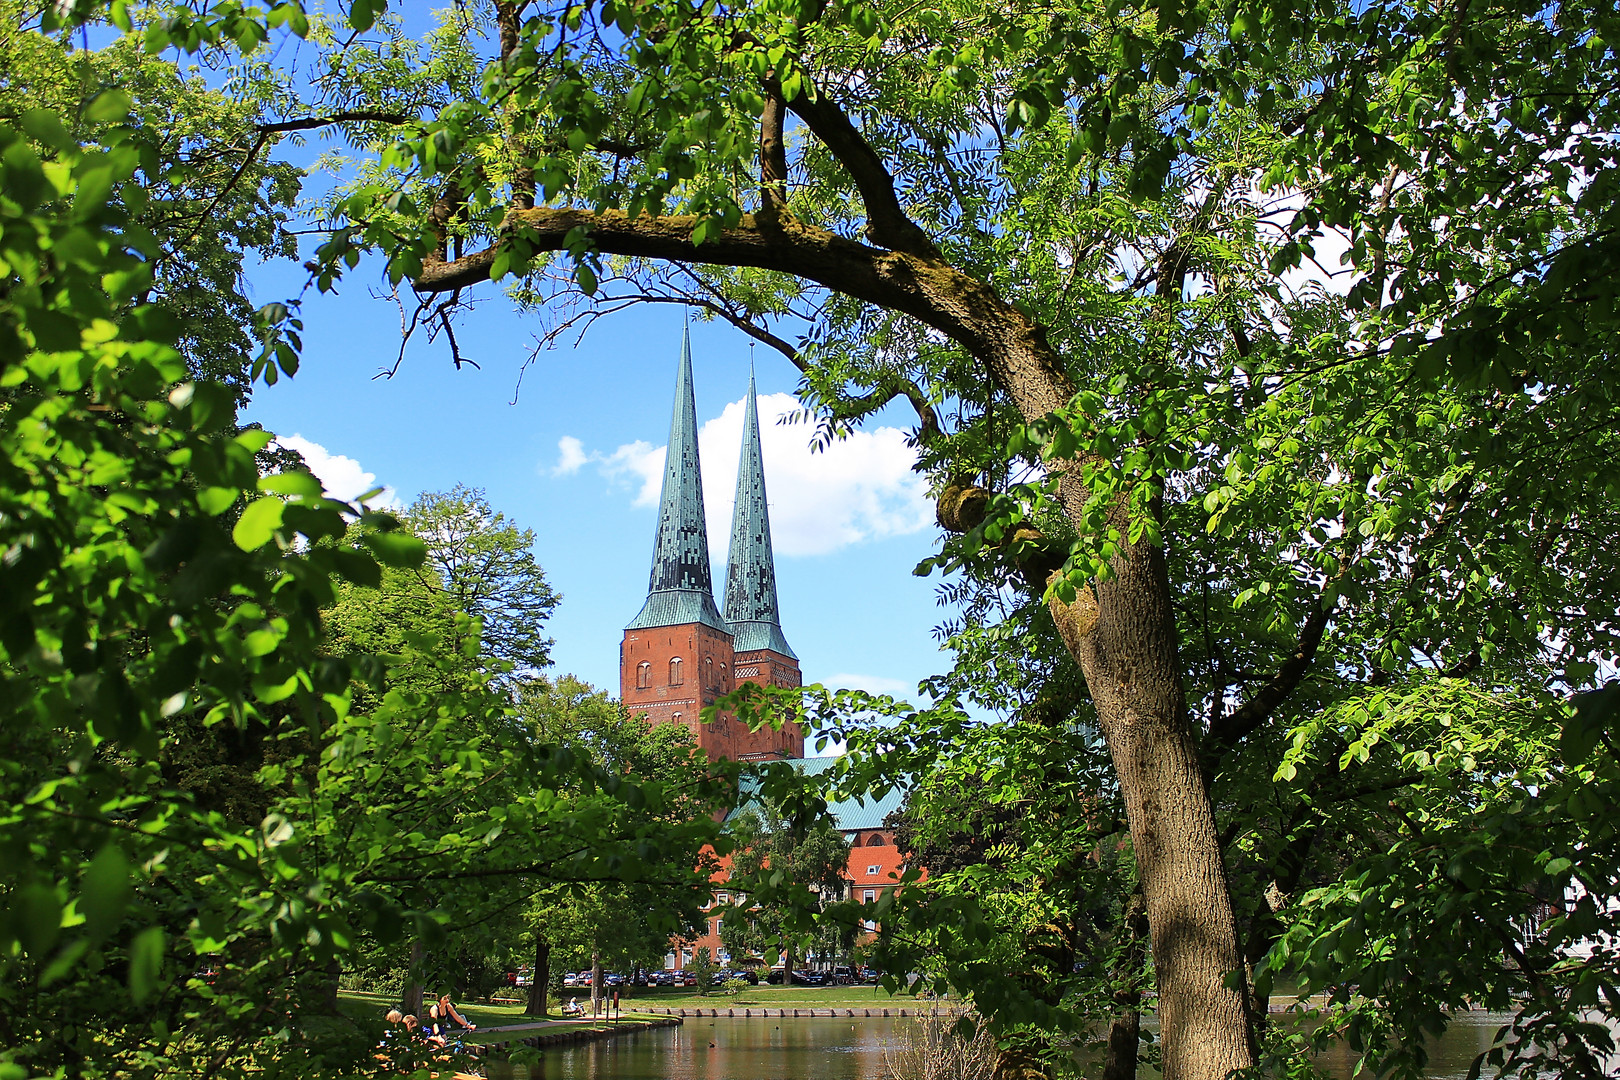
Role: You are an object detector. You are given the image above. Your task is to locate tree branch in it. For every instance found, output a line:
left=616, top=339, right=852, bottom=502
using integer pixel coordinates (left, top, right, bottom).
left=786, top=85, right=939, bottom=257
left=415, top=207, right=1065, bottom=425
left=935, top=480, right=1069, bottom=593
left=760, top=78, right=789, bottom=219
left=256, top=109, right=411, bottom=134
left=1204, top=603, right=1333, bottom=769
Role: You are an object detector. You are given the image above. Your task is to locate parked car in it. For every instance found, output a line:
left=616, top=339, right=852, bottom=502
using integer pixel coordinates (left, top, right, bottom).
left=791, top=970, right=828, bottom=986
left=858, top=967, right=881, bottom=984
left=832, top=965, right=853, bottom=984
left=562, top=972, right=583, bottom=987
left=605, top=972, right=624, bottom=987
left=764, top=968, right=786, bottom=985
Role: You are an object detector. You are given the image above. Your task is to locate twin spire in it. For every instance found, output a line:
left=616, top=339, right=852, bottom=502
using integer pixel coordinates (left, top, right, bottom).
left=625, top=329, right=796, bottom=659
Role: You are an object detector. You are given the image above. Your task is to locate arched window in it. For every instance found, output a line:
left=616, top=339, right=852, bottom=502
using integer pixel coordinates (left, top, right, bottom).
left=867, top=833, right=886, bottom=847
left=636, top=661, right=651, bottom=689
left=705, top=656, right=714, bottom=685
left=669, top=657, right=683, bottom=685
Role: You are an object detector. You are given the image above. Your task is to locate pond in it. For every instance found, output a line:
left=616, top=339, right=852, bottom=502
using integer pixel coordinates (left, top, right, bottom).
left=482, top=1011, right=1536, bottom=1080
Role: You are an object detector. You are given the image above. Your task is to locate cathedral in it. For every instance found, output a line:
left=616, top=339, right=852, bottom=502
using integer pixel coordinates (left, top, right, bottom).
left=619, top=327, right=805, bottom=760
left=620, top=332, right=908, bottom=971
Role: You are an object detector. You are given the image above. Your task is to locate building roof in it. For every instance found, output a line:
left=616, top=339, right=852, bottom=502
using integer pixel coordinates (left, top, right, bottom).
left=729, top=756, right=907, bottom=833
left=627, top=328, right=730, bottom=635
left=722, top=370, right=797, bottom=660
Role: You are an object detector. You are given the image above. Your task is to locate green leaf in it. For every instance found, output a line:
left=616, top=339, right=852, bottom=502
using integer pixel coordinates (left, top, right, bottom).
left=84, top=91, right=134, bottom=124
left=80, top=844, right=132, bottom=940
left=362, top=530, right=426, bottom=568
left=332, top=549, right=382, bottom=588
left=197, top=486, right=239, bottom=516
left=128, top=927, right=165, bottom=1003
left=232, top=496, right=285, bottom=550
left=348, top=0, right=378, bottom=32
left=12, top=884, right=63, bottom=958
left=258, top=470, right=324, bottom=498
left=1561, top=684, right=1620, bottom=764
left=39, top=938, right=93, bottom=987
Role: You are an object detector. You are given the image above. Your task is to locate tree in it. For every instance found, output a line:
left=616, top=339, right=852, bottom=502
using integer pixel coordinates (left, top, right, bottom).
left=402, top=485, right=560, bottom=677
left=0, top=0, right=300, bottom=403
left=0, top=21, right=737, bottom=1079
left=299, top=2, right=1617, bottom=1075
left=687, top=945, right=718, bottom=995
left=30, top=4, right=1620, bottom=1079
left=876, top=716, right=1149, bottom=1080
left=508, top=675, right=712, bottom=1014
left=720, top=791, right=852, bottom=985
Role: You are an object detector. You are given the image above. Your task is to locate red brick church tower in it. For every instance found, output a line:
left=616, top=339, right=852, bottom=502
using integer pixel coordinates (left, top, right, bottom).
left=620, top=332, right=803, bottom=760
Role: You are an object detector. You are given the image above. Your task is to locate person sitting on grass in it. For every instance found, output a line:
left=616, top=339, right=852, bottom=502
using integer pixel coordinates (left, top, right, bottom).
left=437, top=993, right=476, bottom=1032
left=435, top=994, right=483, bottom=1056
left=404, top=1014, right=447, bottom=1050
left=375, top=1010, right=406, bottom=1056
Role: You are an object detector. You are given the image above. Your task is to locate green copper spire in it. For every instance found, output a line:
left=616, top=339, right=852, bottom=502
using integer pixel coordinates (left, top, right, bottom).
left=627, top=329, right=730, bottom=634
left=723, top=370, right=797, bottom=658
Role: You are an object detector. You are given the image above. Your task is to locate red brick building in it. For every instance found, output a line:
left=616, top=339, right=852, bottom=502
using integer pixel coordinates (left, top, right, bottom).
left=621, top=334, right=911, bottom=971
left=620, top=330, right=803, bottom=760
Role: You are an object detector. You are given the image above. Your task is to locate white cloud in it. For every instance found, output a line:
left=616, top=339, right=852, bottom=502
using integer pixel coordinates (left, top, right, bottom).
left=273, top=434, right=400, bottom=508
left=552, top=435, right=589, bottom=476
left=553, top=392, right=933, bottom=558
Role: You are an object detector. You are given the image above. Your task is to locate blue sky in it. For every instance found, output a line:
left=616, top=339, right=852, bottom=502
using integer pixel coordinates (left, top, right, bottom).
left=240, top=257, right=954, bottom=706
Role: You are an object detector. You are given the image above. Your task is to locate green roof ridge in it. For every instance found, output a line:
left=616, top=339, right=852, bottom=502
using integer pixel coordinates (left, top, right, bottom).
left=627, top=328, right=730, bottom=634
left=722, top=370, right=796, bottom=659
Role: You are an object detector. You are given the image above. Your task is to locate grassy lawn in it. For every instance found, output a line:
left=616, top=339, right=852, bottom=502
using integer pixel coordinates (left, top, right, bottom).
left=337, top=983, right=934, bottom=1028
left=337, top=990, right=683, bottom=1029
left=338, top=990, right=544, bottom=1029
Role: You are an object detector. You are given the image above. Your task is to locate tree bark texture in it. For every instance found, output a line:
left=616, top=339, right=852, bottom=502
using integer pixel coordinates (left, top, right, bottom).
left=591, top=948, right=603, bottom=1016
left=402, top=940, right=423, bottom=1018
left=322, top=955, right=341, bottom=1015
left=1049, top=535, right=1256, bottom=1079
left=527, top=936, right=550, bottom=1016
left=409, top=96, right=1257, bottom=1080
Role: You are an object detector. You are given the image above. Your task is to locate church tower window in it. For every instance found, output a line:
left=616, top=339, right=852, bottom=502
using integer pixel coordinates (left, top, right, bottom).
left=637, top=661, right=651, bottom=689
left=669, top=657, right=683, bottom=685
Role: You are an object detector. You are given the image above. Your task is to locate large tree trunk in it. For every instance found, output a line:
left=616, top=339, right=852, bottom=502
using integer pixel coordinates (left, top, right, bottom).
left=590, top=948, right=602, bottom=1016
left=1052, top=536, right=1256, bottom=1080
left=527, top=936, right=550, bottom=1017
left=321, top=955, right=341, bottom=1015
left=402, top=940, right=423, bottom=1018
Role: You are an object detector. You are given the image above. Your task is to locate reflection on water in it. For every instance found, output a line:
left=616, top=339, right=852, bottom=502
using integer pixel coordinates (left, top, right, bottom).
left=1304, top=1011, right=1517, bottom=1080
left=483, top=1011, right=1550, bottom=1080
left=487, top=1017, right=907, bottom=1080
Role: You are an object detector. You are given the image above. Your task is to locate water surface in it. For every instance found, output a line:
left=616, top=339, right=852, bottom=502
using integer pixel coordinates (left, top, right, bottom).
left=483, top=1011, right=1541, bottom=1080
